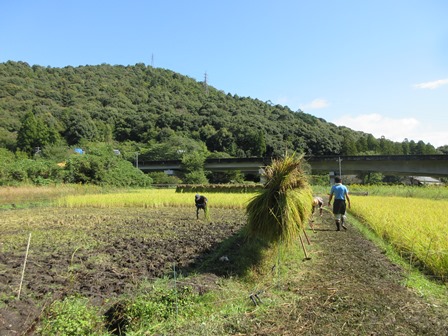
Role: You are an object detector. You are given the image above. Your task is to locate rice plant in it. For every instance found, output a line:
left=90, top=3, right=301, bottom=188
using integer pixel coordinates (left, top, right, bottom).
left=246, top=153, right=313, bottom=244
left=351, top=196, right=448, bottom=279
left=56, top=189, right=256, bottom=209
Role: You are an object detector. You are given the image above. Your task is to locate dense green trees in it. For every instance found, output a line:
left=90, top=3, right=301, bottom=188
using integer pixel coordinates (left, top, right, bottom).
left=1, top=61, right=443, bottom=159
left=16, top=111, right=60, bottom=155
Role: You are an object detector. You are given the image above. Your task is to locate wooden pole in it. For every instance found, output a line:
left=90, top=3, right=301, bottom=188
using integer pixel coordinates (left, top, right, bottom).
left=17, top=233, right=32, bottom=300
left=302, top=228, right=311, bottom=245
left=298, top=233, right=310, bottom=260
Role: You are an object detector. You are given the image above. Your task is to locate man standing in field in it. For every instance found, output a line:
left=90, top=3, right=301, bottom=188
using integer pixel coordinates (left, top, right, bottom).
left=328, top=176, right=351, bottom=231
left=195, top=194, right=208, bottom=219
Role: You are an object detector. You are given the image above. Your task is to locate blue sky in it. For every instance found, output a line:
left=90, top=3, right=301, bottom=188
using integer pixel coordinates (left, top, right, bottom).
left=1, top=0, right=447, bottom=147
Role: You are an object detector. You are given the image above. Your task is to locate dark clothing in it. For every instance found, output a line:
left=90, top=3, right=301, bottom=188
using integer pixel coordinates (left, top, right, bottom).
left=195, top=195, right=208, bottom=219
left=195, top=196, right=207, bottom=207
left=333, top=199, right=346, bottom=215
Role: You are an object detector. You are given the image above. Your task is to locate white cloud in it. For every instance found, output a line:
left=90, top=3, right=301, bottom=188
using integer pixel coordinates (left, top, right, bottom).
left=413, top=79, right=448, bottom=90
left=332, top=113, right=448, bottom=147
left=421, top=132, right=448, bottom=148
left=300, top=98, right=329, bottom=110
left=333, top=113, right=419, bottom=141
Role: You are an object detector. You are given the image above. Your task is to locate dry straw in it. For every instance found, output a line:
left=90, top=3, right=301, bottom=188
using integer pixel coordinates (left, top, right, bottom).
left=246, top=153, right=313, bottom=245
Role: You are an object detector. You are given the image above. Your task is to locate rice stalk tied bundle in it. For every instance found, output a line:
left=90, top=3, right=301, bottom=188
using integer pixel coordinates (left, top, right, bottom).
left=246, top=153, right=313, bottom=245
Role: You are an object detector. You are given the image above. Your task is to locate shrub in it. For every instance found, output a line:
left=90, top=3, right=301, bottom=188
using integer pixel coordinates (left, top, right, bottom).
left=64, top=153, right=152, bottom=187
left=148, top=171, right=182, bottom=185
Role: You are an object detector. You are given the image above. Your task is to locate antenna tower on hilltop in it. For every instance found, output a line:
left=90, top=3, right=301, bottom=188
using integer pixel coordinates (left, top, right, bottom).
left=204, top=72, right=209, bottom=95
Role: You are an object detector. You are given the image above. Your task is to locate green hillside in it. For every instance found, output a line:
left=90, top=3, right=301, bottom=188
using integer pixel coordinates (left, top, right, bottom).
left=1, top=61, right=440, bottom=158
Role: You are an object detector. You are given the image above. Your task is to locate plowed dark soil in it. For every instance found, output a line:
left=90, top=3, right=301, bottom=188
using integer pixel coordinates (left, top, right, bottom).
left=1, top=205, right=447, bottom=335
left=0, top=207, right=245, bottom=335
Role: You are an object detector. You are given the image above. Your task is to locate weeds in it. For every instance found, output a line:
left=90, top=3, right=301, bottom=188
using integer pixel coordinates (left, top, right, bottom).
left=39, top=295, right=105, bottom=335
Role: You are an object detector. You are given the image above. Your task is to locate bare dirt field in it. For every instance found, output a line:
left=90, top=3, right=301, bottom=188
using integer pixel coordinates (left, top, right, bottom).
left=1, top=205, right=447, bottom=335
left=0, top=207, right=246, bottom=335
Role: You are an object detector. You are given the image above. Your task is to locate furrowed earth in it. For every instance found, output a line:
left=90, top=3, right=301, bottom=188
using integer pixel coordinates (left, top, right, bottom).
left=1, top=205, right=447, bottom=335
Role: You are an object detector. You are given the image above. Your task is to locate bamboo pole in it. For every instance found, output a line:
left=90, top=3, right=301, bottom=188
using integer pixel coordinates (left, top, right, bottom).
left=298, top=233, right=311, bottom=260
left=302, top=228, right=311, bottom=245
left=17, top=232, right=32, bottom=300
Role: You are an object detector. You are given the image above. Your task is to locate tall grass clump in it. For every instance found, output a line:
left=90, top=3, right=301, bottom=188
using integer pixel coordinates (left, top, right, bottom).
left=246, top=153, right=313, bottom=244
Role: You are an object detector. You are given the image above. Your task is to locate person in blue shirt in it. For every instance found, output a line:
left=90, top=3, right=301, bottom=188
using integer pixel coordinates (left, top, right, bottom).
left=328, top=176, right=351, bottom=231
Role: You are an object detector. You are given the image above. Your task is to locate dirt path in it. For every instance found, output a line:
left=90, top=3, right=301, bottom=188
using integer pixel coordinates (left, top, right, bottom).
left=251, top=209, right=448, bottom=335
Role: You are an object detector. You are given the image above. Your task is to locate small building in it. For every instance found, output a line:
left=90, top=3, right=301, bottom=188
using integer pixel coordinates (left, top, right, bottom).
left=409, top=176, right=444, bottom=186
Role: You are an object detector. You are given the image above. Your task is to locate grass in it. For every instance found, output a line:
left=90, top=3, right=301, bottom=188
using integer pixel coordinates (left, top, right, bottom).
left=0, top=207, right=104, bottom=253
left=39, top=295, right=105, bottom=335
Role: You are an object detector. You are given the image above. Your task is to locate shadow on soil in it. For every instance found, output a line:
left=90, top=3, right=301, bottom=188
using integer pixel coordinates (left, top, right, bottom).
left=185, top=229, right=271, bottom=278
left=103, top=228, right=271, bottom=335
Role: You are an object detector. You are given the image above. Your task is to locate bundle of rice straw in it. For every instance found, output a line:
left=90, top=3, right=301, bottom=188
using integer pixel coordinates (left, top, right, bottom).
left=246, top=153, right=313, bottom=245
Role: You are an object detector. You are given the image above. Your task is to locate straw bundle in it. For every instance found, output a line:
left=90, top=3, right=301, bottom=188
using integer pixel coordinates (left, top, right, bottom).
left=246, top=153, right=313, bottom=244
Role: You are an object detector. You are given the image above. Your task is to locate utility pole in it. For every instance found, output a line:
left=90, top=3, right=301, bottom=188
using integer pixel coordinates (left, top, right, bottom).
left=135, top=152, right=139, bottom=169
left=337, top=157, right=342, bottom=177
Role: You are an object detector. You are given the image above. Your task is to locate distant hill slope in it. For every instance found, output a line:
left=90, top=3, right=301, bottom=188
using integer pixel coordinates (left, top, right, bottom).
left=0, top=61, right=439, bottom=157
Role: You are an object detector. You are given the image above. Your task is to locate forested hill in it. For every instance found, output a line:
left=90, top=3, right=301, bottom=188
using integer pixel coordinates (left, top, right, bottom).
left=0, top=61, right=441, bottom=159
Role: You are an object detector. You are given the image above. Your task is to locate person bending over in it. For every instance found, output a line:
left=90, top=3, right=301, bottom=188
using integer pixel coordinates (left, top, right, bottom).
left=312, top=196, right=324, bottom=216
left=195, top=194, right=208, bottom=219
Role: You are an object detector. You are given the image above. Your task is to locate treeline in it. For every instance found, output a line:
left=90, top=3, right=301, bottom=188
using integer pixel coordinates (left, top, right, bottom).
left=0, top=144, right=152, bottom=187
left=0, top=61, right=446, bottom=186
